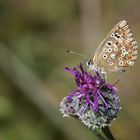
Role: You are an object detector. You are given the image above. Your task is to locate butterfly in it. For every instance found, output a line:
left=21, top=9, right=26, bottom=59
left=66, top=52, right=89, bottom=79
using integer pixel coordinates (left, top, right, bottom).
left=87, top=20, right=138, bottom=74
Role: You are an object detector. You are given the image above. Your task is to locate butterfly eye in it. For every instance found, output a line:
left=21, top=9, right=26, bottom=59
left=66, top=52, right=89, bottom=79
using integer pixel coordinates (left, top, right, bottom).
left=87, top=60, right=91, bottom=65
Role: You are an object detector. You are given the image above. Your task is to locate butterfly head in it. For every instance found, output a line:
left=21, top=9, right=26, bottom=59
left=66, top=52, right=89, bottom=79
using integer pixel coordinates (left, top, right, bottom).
left=86, top=59, right=98, bottom=72
left=86, top=59, right=92, bottom=66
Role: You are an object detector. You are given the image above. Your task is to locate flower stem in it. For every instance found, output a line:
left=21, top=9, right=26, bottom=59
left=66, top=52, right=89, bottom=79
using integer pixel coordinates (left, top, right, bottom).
left=101, top=126, right=116, bottom=140
left=93, top=130, right=106, bottom=140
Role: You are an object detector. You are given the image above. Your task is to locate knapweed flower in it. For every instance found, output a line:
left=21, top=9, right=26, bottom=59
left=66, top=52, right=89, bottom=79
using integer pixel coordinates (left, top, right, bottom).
left=60, top=64, right=120, bottom=129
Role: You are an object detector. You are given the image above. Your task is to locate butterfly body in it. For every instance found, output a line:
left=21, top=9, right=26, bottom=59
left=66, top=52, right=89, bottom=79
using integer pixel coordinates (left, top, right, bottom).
left=89, top=20, right=138, bottom=73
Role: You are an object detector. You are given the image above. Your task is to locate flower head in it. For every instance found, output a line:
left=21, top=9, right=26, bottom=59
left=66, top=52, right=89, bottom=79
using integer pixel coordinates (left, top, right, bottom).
left=60, top=64, right=120, bottom=129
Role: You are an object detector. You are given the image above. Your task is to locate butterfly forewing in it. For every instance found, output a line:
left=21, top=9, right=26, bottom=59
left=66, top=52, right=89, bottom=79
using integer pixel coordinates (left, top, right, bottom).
left=92, top=20, right=138, bottom=72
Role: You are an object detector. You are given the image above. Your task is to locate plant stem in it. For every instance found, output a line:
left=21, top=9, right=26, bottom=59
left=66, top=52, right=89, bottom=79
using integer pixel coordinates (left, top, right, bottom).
left=90, top=129, right=106, bottom=140
left=94, top=130, right=106, bottom=140
left=101, top=126, right=116, bottom=140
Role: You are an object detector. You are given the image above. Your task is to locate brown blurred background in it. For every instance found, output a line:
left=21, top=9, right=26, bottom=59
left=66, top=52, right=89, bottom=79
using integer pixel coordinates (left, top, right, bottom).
left=0, top=0, right=140, bottom=140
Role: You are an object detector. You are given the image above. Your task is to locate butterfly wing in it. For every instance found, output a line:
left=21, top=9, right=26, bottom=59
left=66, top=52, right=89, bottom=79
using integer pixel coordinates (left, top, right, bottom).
left=92, top=20, right=138, bottom=72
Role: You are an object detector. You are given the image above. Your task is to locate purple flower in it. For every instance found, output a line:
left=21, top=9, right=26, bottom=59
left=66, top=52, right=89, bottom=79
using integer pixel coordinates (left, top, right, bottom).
left=60, top=64, right=120, bottom=129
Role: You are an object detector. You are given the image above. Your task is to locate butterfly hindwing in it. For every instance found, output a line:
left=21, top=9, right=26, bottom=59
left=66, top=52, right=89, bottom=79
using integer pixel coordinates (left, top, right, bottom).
left=92, top=20, right=138, bottom=72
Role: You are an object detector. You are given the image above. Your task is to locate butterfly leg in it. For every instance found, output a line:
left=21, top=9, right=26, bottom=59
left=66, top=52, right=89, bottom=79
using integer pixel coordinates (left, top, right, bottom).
left=101, top=71, right=107, bottom=82
left=99, top=67, right=107, bottom=81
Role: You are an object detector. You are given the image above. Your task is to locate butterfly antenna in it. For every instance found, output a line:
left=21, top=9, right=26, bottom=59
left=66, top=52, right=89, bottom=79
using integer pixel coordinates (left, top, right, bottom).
left=67, top=50, right=88, bottom=60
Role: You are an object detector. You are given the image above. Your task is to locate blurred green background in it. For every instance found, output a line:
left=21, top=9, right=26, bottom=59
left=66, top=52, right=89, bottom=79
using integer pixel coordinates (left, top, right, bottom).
left=0, top=0, right=140, bottom=140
